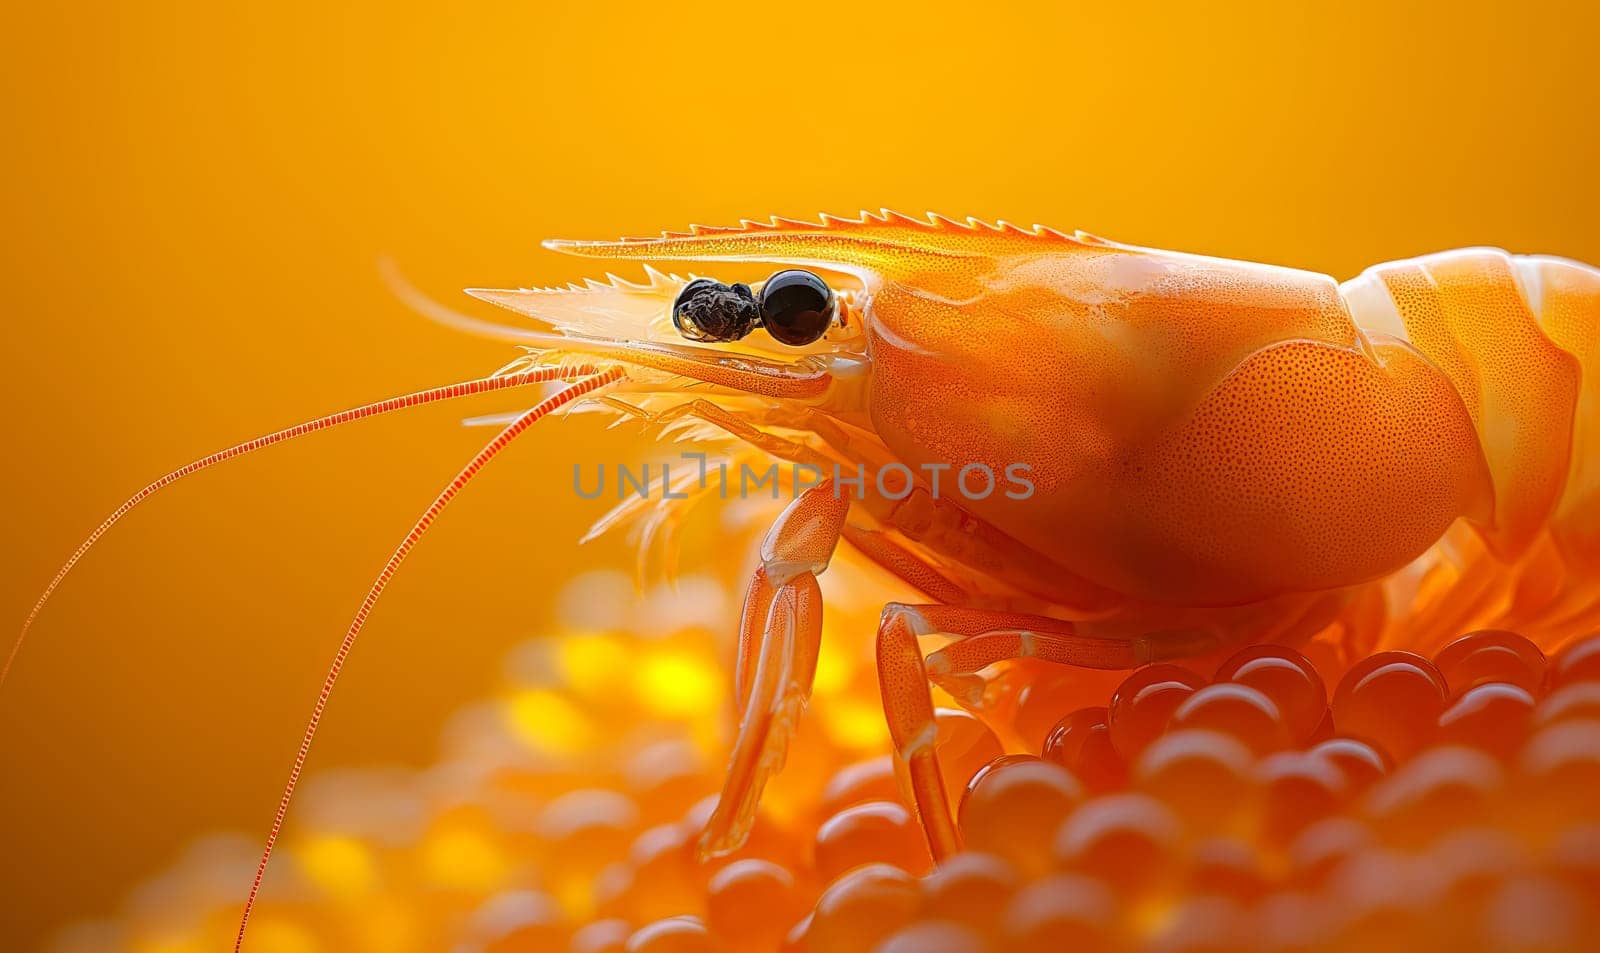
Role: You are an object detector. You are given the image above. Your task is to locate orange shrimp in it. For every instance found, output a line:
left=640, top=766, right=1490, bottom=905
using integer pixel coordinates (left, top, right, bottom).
left=11, top=211, right=1600, bottom=949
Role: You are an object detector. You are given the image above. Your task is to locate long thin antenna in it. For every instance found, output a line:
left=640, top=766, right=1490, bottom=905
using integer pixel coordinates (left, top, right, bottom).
left=233, top=367, right=622, bottom=951
left=3, top=364, right=600, bottom=689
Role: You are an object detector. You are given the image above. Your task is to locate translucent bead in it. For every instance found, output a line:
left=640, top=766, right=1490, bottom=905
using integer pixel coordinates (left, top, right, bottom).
left=1041, top=707, right=1127, bottom=794
left=572, top=918, right=632, bottom=953
left=1548, top=633, right=1600, bottom=689
left=814, top=800, right=930, bottom=882
left=1011, top=668, right=1122, bottom=751
left=1362, top=746, right=1504, bottom=848
left=1546, top=823, right=1600, bottom=898
left=1000, top=873, right=1115, bottom=953
left=1108, top=664, right=1208, bottom=760
left=1435, top=682, right=1536, bottom=759
left=959, top=756, right=1084, bottom=877
left=626, top=740, right=715, bottom=827
left=537, top=789, right=641, bottom=869
left=473, top=889, right=568, bottom=953
left=1309, top=737, right=1389, bottom=795
left=917, top=851, right=1019, bottom=934
left=1536, top=682, right=1600, bottom=727
left=1145, top=896, right=1248, bottom=953
left=1132, top=729, right=1256, bottom=834
left=1213, top=644, right=1329, bottom=744
left=875, top=921, right=989, bottom=953
left=1322, top=847, right=1443, bottom=950
left=1286, top=817, right=1374, bottom=889
left=1255, top=751, right=1348, bottom=846
left=820, top=756, right=906, bottom=818
left=931, top=708, right=1005, bottom=810
left=807, top=864, right=920, bottom=953
left=625, top=916, right=722, bottom=953
left=1185, top=837, right=1268, bottom=903
left=1168, top=683, right=1291, bottom=754
left=1433, top=629, right=1546, bottom=697
left=1514, top=719, right=1600, bottom=836
left=1480, top=875, right=1591, bottom=953
left=705, top=859, right=806, bottom=953
left=1054, top=793, right=1183, bottom=894
left=1426, top=827, right=1527, bottom=908
left=623, top=824, right=704, bottom=922
left=1331, top=651, right=1448, bottom=762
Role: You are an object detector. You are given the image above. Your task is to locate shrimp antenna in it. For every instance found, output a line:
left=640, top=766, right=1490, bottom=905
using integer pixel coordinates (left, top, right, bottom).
left=3, top=363, right=602, bottom=689
left=234, top=367, right=622, bottom=952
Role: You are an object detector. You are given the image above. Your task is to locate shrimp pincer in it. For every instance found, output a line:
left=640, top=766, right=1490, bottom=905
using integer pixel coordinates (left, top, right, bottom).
left=11, top=211, right=1600, bottom=949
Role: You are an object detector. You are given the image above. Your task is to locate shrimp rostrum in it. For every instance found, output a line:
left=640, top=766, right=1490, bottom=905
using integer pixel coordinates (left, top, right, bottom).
left=12, top=212, right=1600, bottom=946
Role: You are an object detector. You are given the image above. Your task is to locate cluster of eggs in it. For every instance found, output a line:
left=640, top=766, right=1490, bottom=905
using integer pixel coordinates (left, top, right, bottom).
left=52, top=570, right=1600, bottom=953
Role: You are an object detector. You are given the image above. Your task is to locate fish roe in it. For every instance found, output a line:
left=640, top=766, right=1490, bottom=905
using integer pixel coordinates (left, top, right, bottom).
left=58, top=571, right=1600, bottom=953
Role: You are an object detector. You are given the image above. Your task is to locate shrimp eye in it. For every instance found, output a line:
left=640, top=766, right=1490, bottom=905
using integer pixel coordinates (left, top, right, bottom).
left=672, top=278, right=761, bottom=342
left=758, top=270, right=835, bottom=346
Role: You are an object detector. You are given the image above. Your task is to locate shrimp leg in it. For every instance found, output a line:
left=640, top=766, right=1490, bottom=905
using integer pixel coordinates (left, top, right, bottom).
left=698, top=482, right=848, bottom=858
left=874, top=604, right=1161, bottom=860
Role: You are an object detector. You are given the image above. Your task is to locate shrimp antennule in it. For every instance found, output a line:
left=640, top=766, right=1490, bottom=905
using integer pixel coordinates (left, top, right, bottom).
left=3, top=364, right=601, bottom=689
left=233, top=366, right=623, bottom=953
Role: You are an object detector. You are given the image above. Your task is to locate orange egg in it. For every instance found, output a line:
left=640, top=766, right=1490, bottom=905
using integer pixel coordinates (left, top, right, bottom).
left=1109, top=664, right=1208, bottom=760
left=1286, top=817, right=1375, bottom=889
left=806, top=864, right=921, bottom=953
left=625, top=916, right=723, bottom=953
left=820, top=756, right=907, bottom=818
left=474, top=890, right=569, bottom=953
left=1011, top=669, right=1123, bottom=751
left=930, top=708, right=1006, bottom=809
left=1145, top=896, right=1248, bottom=953
left=814, top=801, right=931, bottom=882
left=1255, top=751, right=1348, bottom=846
left=538, top=789, right=642, bottom=875
left=705, top=859, right=808, bottom=953
left=1536, top=682, right=1600, bottom=727
left=1054, top=793, right=1183, bottom=894
left=1433, top=629, right=1547, bottom=698
left=917, top=851, right=1019, bottom=934
left=1309, top=737, right=1389, bottom=795
left=1514, top=719, right=1600, bottom=836
left=1362, top=746, right=1504, bottom=848
left=875, top=921, right=989, bottom=953
left=1185, top=837, right=1269, bottom=903
left=959, top=757, right=1085, bottom=877
left=1331, top=651, right=1448, bottom=762
left=572, top=918, right=633, bottom=953
left=1435, top=682, right=1536, bottom=759
left=1545, top=823, right=1600, bottom=898
left=1323, top=847, right=1445, bottom=950
left=1168, top=683, right=1291, bottom=755
left=623, top=824, right=704, bottom=922
left=1426, top=827, right=1526, bottom=910
left=1000, top=873, right=1115, bottom=953
left=1548, top=634, right=1600, bottom=689
left=1132, top=730, right=1256, bottom=835
left=626, top=741, right=716, bottom=827
left=1479, top=875, right=1593, bottom=953
left=1214, top=644, right=1329, bottom=744
left=1041, top=707, right=1127, bottom=794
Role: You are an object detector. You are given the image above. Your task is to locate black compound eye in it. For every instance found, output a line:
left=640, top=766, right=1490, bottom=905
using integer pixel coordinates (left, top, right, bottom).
left=672, top=278, right=761, bottom=342
left=758, top=270, right=835, bottom=346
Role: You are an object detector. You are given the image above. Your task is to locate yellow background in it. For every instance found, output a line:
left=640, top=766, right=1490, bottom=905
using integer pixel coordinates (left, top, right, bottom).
left=2, top=0, right=1595, bottom=947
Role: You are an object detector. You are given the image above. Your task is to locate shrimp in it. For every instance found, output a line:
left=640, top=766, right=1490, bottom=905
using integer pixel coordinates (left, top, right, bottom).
left=11, top=211, right=1600, bottom=949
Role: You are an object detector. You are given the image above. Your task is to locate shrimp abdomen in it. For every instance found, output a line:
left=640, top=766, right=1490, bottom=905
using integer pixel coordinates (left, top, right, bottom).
left=1343, top=250, right=1586, bottom=562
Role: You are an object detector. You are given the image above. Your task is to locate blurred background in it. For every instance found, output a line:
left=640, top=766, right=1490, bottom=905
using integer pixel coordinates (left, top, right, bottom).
left=1, top=0, right=1595, bottom=948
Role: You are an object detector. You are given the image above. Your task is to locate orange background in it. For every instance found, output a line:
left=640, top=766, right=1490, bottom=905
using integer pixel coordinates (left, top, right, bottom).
left=2, top=1, right=1596, bottom=948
